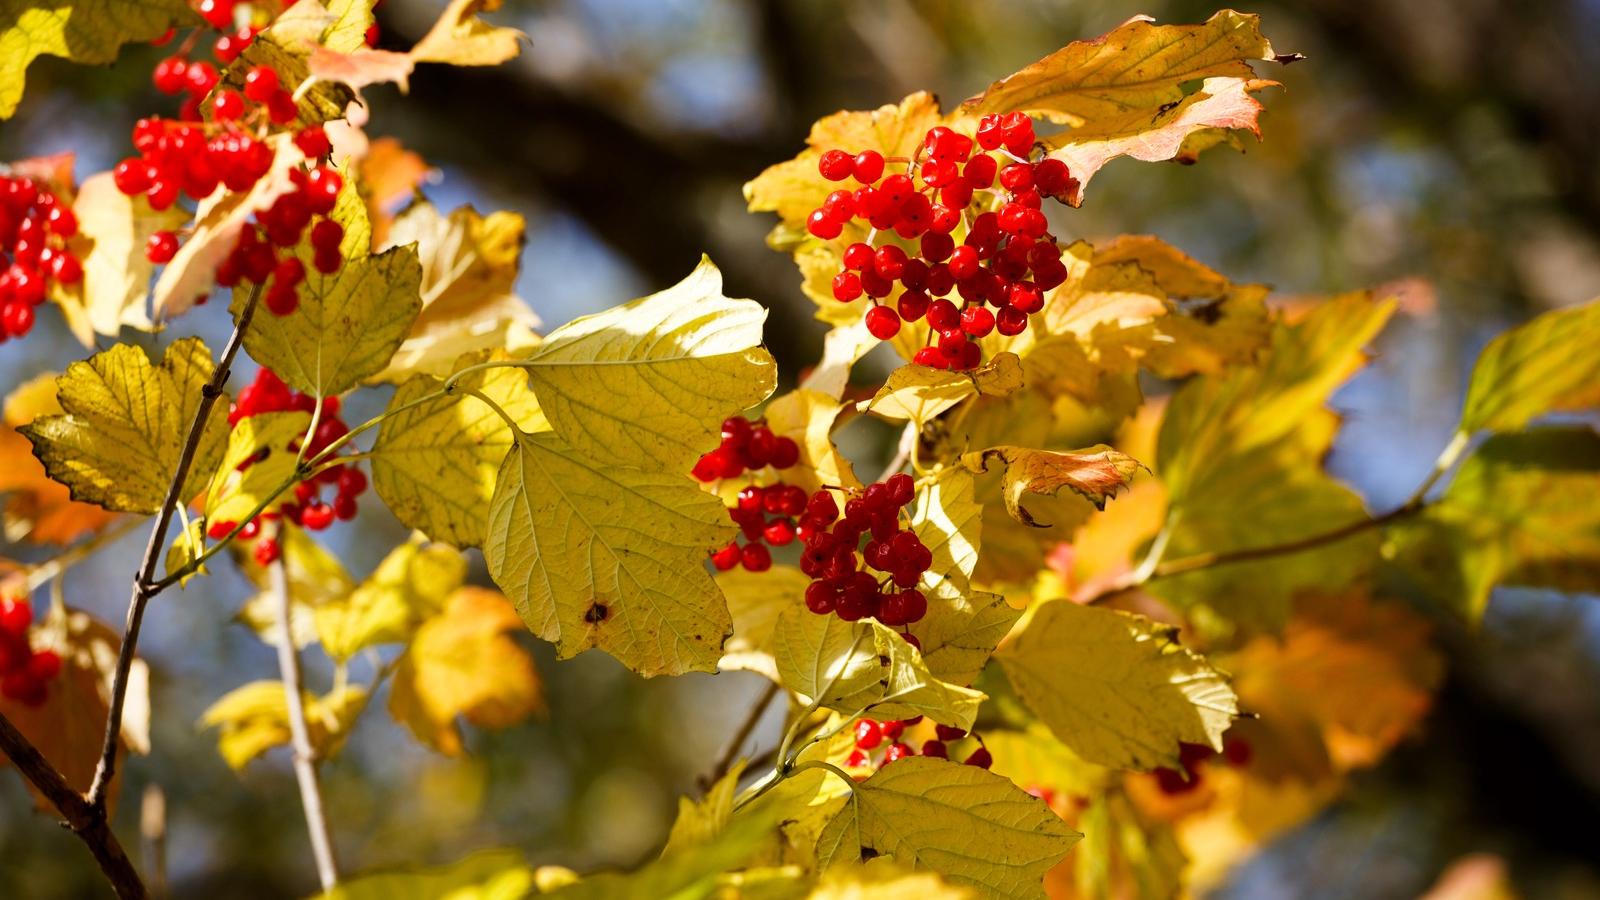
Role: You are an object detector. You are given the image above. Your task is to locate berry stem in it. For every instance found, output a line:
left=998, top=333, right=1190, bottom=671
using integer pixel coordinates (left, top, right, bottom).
left=267, top=525, right=341, bottom=890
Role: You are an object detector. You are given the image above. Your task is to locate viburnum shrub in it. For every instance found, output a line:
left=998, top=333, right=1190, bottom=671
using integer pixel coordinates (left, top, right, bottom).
left=1, top=5, right=1598, bottom=899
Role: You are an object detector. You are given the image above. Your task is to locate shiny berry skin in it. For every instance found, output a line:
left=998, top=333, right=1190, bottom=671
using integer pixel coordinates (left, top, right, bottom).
left=818, top=149, right=854, bottom=181
left=300, top=501, right=335, bottom=531
left=920, top=740, right=948, bottom=759
left=882, top=742, right=914, bottom=763
left=153, top=57, right=188, bottom=94
left=851, top=150, right=884, bottom=184
left=964, top=747, right=993, bottom=769
left=853, top=718, right=883, bottom=750
left=710, top=542, right=740, bottom=571
left=254, top=538, right=281, bottom=566
left=294, top=126, right=333, bottom=160
left=831, top=271, right=862, bottom=302
left=212, top=89, right=245, bottom=120
left=243, top=65, right=280, bottom=103
left=145, top=231, right=179, bottom=263
left=740, top=542, right=771, bottom=572
left=864, top=304, right=901, bottom=340
left=0, top=599, right=31, bottom=636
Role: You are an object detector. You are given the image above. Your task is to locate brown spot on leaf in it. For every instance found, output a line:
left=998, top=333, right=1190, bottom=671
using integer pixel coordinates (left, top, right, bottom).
left=584, top=603, right=609, bottom=624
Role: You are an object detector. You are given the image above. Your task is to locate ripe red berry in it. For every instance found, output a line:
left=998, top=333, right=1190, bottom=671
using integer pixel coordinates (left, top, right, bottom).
left=267, top=90, right=299, bottom=125
left=26, top=649, right=60, bottom=682
left=294, top=126, right=332, bottom=160
left=935, top=723, right=966, bottom=741
left=710, top=542, right=740, bottom=571
left=883, top=742, right=914, bottom=763
left=153, top=57, right=188, bottom=95
left=851, top=150, right=884, bottom=184
left=807, top=208, right=842, bottom=240
left=818, top=149, right=854, bottom=181
left=864, top=304, right=901, bottom=340
left=964, top=747, right=993, bottom=769
left=0, top=599, right=31, bottom=636
left=243, top=65, right=280, bottom=102
left=300, top=501, right=335, bottom=531
left=740, top=542, right=771, bottom=572
left=145, top=230, right=179, bottom=263
left=1, top=671, right=45, bottom=706
left=831, top=271, right=862, bottom=302
left=854, top=718, right=884, bottom=750
left=213, top=89, right=245, bottom=121
left=921, top=740, right=948, bottom=758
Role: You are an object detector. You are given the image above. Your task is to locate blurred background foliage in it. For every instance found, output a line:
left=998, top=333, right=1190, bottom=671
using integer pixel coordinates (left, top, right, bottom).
left=4, top=0, right=1600, bottom=896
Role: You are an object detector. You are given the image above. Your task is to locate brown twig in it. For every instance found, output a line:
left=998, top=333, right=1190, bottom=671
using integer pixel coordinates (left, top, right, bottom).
left=0, top=713, right=146, bottom=899
left=700, top=681, right=780, bottom=793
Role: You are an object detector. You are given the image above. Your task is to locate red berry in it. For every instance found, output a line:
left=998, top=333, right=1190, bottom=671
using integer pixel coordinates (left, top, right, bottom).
left=213, top=89, right=245, bottom=121
left=964, top=747, right=993, bottom=769
left=769, top=437, right=800, bottom=469
left=1, top=671, right=45, bottom=706
left=305, top=168, right=343, bottom=214
left=300, top=501, right=335, bottom=531
left=883, top=742, right=914, bottom=763
left=50, top=251, right=83, bottom=285
left=818, top=149, right=854, bottom=181
left=265, top=282, right=299, bottom=316
left=2, top=302, right=34, bottom=337
left=935, top=723, right=966, bottom=741
left=294, top=126, right=332, bottom=160
left=253, top=537, right=281, bottom=566
left=831, top=271, right=862, bottom=303
left=996, top=306, right=1028, bottom=336
left=854, top=718, right=883, bottom=750
left=960, top=305, right=995, bottom=337
left=0, top=599, right=31, bottom=636
left=26, top=649, right=60, bottom=682
left=851, top=150, right=884, bottom=184
left=153, top=57, right=188, bottom=95
left=710, top=542, right=740, bottom=570
left=803, top=581, right=836, bottom=614
left=243, top=65, right=281, bottom=103
left=740, top=542, right=771, bottom=572
left=807, top=209, right=842, bottom=240
left=841, top=241, right=873, bottom=271
left=313, top=247, right=342, bottom=275
left=185, top=61, right=219, bottom=96
left=267, top=90, right=298, bottom=125
left=145, top=230, right=179, bottom=264
left=864, top=304, right=901, bottom=340
left=921, top=740, right=948, bottom=759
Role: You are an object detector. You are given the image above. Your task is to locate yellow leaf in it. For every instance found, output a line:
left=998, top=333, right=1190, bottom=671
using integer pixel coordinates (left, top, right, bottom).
left=816, top=756, right=1080, bottom=899
left=370, top=354, right=547, bottom=548
left=663, top=760, right=745, bottom=856
left=388, top=587, right=542, bottom=755
left=0, top=373, right=119, bottom=544
left=235, top=168, right=423, bottom=397
left=518, top=256, right=776, bottom=473
left=233, top=526, right=352, bottom=649
left=53, top=172, right=188, bottom=344
left=802, top=320, right=879, bottom=399
left=315, top=849, right=534, bottom=900
left=200, top=680, right=369, bottom=770
left=164, top=518, right=208, bottom=588
left=0, top=605, right=149, bottom=811
left=483, top=431, right=736, bottom=676
left=717, top=565, right=808, bottom=680
left=410, top=0, right=524, bottom=66
left=1459, top=296, right=1600, bottom=432
left=152, top=135, right=305, bottom=318
left=373, top=201, right=539, bottom=382
left=203, top=411, right=310, bottom=526
left=22, top=338, right=230, bottom=514
left=0, top=0, right=191, bottom=118
left=316, top=540, right=467, bottom=660
left=864, top=353, right=1025, bottom=427
left=211, top=2, right=356, bottom=130
left=997, top=601, right=1238, bottom=770
left=961, top=444, right=1142, bottom=526
left=548, top=801, right=782, bottom=900
left=762, top=388, right=862, bottom=495
left=810, top=858, right=979, bottom=899
left=1061, top=790, right=1186, bottom=900
left=320, top=0, right=376, bottom=54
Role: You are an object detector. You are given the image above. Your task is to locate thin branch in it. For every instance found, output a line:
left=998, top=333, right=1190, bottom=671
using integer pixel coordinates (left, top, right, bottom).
left=700, top=681, right=780, bottom=793
left=88, top=284, right=263, bottom=811
left=0, top=713, right=147, bottom=899
left=269, top=533, right=340, bottom=891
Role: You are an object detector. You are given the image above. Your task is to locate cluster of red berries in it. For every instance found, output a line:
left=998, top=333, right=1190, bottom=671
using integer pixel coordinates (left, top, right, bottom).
left=0, top=597, right=61, bottom=708
left=149, top=0, right=380, bottom=120
left=207, top=368, right=368, bottom=565
left=806, top=113, right=1078, bottom=370
left=845, top=717, right=992, bottom=773
left=697, top=417, right=805, bottom=573
left=0, top=175, right=80, bottom=340
left=797, top=474, right=932, bottom=627
left=1152, top=738, right=1252, bottom=795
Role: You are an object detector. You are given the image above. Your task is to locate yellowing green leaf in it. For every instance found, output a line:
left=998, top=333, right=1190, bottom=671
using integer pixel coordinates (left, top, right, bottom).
left=663, top=761, right=745, bottom=856
left=1068, top=790, right=1186, bottom=900
left=802, top=320, right=879, bottom=399
left=165, top=518, right=208, bottom=588
left=316, top=849, right=534, bottom=900
left=997, top=601, right=1237, bottom=770
left=370, top=355, right=547, bottom=548
left=316, top=540, right=467, bottom=660
left=199, top=680, right=368, bottom=770
left=483, top=431, right=736, bottom=676
left=810, top=859, right=979, bottom=899
left=410, top=0, right=524, bottom=67
left=203, top=410, right=311, bottom=526
left=320, top=0, right=377, bottom=54
left=374, top=201, right=538, bottom=382
left=548, top=801, right=782, bottom=900
left=962, top=445, right=1141, bottom=526
left=763, top=389, right=862, bottom=494
left=518, top=257, right=775, bottom=473
left=717, top=565, right=809, bottom=680
left=816, top=756, right=1080, bottom=899
left=213, top=2, right=356, bottom=130
left=0, top=0, right=192, bottom=118
left=234, top=170, right=423, bottom=397
left=54, top=172, right=188, bottom=344
left=22, top=338, right=229, bottom=514
left=153, top=135, right=305, bottom=319
left=864, top=353, right=1025, bottom=427
left=1459, top=297, right=1600, bottom=433
left=388, top=587, right=543, bottom=755
left=1388, top=427, right=1600, bottom=620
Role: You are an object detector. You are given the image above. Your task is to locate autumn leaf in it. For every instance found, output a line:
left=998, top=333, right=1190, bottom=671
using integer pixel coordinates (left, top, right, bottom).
left=0, top=0, right=193, bottom=118
left=235, top=167, right=423, bottom=397
left=762, top=388, right=862, bottom=495
left=409, top=0, right=524, bottom=67
left=372, top=200, right=539, bottom=382
left=717, top=565, right=808, bottom=680
left=864, top=353, right=1025, bottom=427
left=816, top=756, right=1080, bottom=899
left=316, top=540, right=467, bottom=661
left=801, top=319, right=879, bottom=399
left=962, top=445, right=1142, bottom=526
left=1458, top=296, right=1600, bottom=433
left=307, top=46, right=415, bottom=93
left=958, top=10, right=1296, bottom=203
left=203, top=411, right=311, bottom=526
left=200, top=680, right=368, bottom=770
left=388, top=587, right=542, bottom=755
left=211, top=2, right=356, bottom=130
left=53, top=172, right=188, bottom=344
left=370, top=354, right=548, bottom=548
left=232, top=526, right=353, bottom=648
left=517, top=257, right=776, bottom=473
left=0, top=373, right=119, bottom=544
left=23, top=338, right=230, bottom=514
left=998, top=600, right=1238, bottom=770
left=360, top=137, right=432, bottom=245
left=811, top=859, right=979, bottom=899
left=483, top=431, right=736, bottom=677
left=315, top=850, right=535, bottom=900
left=1, top=605, right=149, bottom=811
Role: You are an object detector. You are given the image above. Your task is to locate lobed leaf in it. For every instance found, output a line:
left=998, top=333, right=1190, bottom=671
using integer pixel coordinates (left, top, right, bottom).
left=315, top=540, right=466, bottom=660
left=409, top=0, right=524, bottom=67
left=1459, top=296, right=1600, bottom=433
left=864, top=353, right=1025, bottom=428
left=961, top=444, right=1142, bottom=527
left=56, top=172, right=188, bottom=344
left=0, top=0, right=193, bottom=118
left=200, top=680, right=368, bottom=770
left=203, top=410, right=311, bottom=526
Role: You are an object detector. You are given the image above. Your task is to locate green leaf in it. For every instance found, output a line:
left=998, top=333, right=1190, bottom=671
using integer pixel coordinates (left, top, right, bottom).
left=0, top=0, right=193, bottom=118
left=369, top=355, right=547, bottom=548
left=315, top=540, right=467, bottom=661
left=864, top=354, right=1024, bottom=428
left=483, top=431, right=736, bottom=677
left=233, top=170, right=422, bottom=397
left=961, top=444, right=1141, bottom=526
left=518, top=256, right=776, bottom=473
left=997, top=601, right=1237, bottom=770
left=1387, top=427, right=1600, bottom=620
left=203, top=411, right=310, bottom=526
left=810, top=859, right=979, bottom=899
left=1460, top=297, right=1600, bottom=432
left=22, top=338, right=229, bottom=514
left=769, top=607, right=983, bottom=730
left=315, top=849, right=535, bottom=900
left=815, top=756, right=1080, bottom=899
